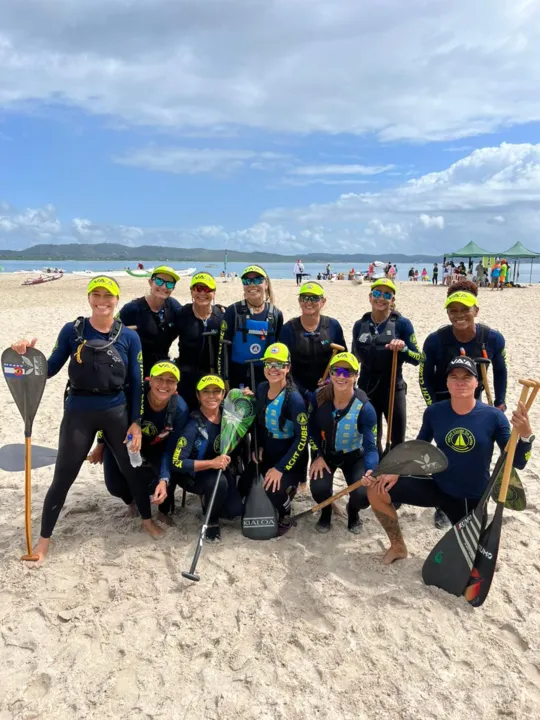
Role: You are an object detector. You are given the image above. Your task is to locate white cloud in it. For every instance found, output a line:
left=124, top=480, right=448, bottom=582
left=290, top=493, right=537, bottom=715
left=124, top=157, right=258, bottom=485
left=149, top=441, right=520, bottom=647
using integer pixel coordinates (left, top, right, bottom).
left=115, top=147, right=289, bottom=175
left=1, top=1, right=540, bottom=141
left=420, top=214, right=445, bottom=229
left=289, top=164, right=395, bottom=177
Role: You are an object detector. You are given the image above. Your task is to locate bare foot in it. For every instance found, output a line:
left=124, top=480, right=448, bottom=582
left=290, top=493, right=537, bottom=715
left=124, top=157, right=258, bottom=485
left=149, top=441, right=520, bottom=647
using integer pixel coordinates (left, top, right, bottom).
left=382, top=544, right=408, bottom=565
left=158, top=512, right=174, bottom=527
left=126, top=501, right=138, bottom=518
left=142, top=519, right=164, bottom=539
left=22, top=537, right=50, bottom=566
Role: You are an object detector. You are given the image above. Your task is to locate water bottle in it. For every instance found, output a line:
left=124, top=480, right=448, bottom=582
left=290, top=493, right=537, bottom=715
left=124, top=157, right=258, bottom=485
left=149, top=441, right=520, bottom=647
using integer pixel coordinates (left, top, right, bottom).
left=127, top=433, right=143, bottom=468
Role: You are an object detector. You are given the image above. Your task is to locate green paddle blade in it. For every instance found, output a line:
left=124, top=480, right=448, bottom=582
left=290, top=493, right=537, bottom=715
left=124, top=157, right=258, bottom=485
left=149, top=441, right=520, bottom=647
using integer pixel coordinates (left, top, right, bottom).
left=491, top=466, right=526, bottom=511
left=220, top=389, right=256, bottom=455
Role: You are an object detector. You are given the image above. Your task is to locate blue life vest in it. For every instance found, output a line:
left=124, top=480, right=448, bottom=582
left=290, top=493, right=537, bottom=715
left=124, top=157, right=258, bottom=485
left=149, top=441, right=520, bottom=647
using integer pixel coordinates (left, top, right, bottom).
left=265, top=390, right=294, bottom=439
left=231, top=301, right=276, bottom=366
left=333, top=398, right=364, bottom=452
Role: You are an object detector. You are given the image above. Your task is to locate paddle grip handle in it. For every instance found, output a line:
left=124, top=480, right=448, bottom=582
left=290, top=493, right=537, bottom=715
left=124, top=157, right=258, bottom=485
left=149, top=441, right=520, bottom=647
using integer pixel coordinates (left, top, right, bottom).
left=319, top=345, right=346, bottom=385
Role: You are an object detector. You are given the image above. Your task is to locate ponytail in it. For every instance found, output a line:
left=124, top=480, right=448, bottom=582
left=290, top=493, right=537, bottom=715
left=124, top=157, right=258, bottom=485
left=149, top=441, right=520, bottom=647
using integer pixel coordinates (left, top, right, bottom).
left=316, top=382, right=334, bottom=406
left=279, top=373, right=297, bottom=430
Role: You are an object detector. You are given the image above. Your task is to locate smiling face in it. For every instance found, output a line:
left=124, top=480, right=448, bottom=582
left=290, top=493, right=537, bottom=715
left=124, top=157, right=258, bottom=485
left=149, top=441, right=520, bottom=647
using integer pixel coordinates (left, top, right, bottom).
left=149, top=273, right=176, bottom=301
left=191, top=282, right=215, bottom=310
left=242, top=272, right=267, bottom=306
left=369, top=285, right=394, bottom=313
left=149, top=372, right=178, bottom=404
left=198, top=385, right=224, bottom=412
left=263, top=360, right=290, bottom=385
left=446, top=368, right=478, bottom=399
left=330, top=362, right=358, bottom=393
left=299, top=293, right=325, bottom=319
left=88, top=287, right=119, bottom=318
left=447, top=302, right=478, bottom=333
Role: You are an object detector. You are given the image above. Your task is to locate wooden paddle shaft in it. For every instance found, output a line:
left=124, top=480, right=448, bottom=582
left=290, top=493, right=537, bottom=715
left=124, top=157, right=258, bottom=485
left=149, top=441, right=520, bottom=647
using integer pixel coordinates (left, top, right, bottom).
left=386, top=349, right=399, bottom=448
left=498, top=383, right=531, bottom=503
left=306, top=473, right=368, bottom=515
left=480, top=363, right=493, bottom=406
left=319, top=343, right=346, bottom=384
left=501, top=379, right=540, bottom=453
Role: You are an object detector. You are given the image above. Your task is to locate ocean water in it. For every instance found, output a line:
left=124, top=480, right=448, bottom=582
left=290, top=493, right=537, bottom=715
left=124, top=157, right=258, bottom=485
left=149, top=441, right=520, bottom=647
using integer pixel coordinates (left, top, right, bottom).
left=1, top=258, right=539, bottom=283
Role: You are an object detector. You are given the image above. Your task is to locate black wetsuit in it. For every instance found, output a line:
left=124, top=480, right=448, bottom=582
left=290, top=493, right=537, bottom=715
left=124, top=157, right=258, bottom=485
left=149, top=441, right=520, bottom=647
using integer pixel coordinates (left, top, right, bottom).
left=40, top=319, right=148, bottom=538
left=176, top=303, right=225, bottom=409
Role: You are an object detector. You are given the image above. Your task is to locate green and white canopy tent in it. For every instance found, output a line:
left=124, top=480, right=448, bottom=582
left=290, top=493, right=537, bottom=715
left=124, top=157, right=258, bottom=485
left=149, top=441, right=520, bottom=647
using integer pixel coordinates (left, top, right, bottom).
left=499, top=241, right=540, bottom=284
left=444, top=241, right=491, bottom=259
left=445, top=240, right=540, bottom=284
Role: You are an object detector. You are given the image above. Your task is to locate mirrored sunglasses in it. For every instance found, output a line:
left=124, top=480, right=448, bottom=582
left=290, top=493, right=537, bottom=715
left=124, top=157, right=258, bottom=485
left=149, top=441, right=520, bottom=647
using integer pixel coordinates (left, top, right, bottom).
left=192, top=284, right=213, bottom=293
left=300, top=295, right=323, bottom=303
left=330, top=367, right=354, bottom=378
left=371, top=288, right=393, bottom=301
left=153, top=277, right=176, bottom=290
left=241, top=276, right=265, bottom=286
left=264, top=361, right=288, bottom=370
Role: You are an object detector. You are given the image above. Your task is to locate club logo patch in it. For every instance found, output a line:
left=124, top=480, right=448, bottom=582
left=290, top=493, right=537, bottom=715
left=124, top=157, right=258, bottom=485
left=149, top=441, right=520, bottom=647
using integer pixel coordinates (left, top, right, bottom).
left=297, top=413, right=308, bottom=425
left=142, top=421, right=157, bottom=437
left=178, top=436, right=187, bottom=448
left=250, top=343, right=261, bottom=355
left=445, top=427, right=476, bottom=453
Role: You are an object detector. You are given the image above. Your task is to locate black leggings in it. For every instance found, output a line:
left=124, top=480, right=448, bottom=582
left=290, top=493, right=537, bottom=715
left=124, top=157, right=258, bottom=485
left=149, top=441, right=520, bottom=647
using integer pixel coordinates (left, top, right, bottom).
left=160, top=469, right=240, bottom=523
left=310, top=453, right=369, bottom=517
left=296, top=273, right=303, bottom=286
left=103, top=445, right=158, bottom=505
left=238, top=461, right=303, bottom=518
left=367, top=383, right=407, bottom=455
left=40, top=405, right=152, bottom=538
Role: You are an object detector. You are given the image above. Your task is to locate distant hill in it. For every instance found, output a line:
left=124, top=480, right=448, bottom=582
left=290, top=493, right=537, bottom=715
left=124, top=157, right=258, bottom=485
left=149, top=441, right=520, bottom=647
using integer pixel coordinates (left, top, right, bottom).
left=0, top=242, right=442, bottom=263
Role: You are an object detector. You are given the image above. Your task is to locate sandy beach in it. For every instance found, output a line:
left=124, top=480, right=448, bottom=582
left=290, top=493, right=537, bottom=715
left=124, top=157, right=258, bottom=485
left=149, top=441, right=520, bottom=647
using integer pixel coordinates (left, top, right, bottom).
left=1, top=274, right=540, bottom=720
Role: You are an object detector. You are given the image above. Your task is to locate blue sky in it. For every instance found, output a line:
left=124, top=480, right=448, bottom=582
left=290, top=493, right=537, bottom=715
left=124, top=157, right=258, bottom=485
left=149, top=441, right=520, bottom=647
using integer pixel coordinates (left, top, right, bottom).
left=2, top=0, right=540, bottom=255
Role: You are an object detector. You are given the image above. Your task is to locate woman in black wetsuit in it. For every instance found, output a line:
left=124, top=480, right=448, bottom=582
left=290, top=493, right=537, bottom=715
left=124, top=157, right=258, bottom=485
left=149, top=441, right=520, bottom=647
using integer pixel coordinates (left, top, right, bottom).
left=218, top=265, right=283, bottom=390
left=120, top=265, right=183, bottom=377
left=12, top=276, right=161, bottom=565
left=176, top=272, right=226, bottom=409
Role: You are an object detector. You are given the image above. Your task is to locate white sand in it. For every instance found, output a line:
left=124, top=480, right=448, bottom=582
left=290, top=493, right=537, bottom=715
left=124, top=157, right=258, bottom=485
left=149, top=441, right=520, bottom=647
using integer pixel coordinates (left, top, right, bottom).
left=1, top=275, right=540, bottom=720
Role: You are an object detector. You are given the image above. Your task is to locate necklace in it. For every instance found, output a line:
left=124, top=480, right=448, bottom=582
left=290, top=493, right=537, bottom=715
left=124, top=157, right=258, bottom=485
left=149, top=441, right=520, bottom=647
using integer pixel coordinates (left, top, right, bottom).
left=248, top=302, right=265, bottom=314
left=193, top=305, right=212, bottom=322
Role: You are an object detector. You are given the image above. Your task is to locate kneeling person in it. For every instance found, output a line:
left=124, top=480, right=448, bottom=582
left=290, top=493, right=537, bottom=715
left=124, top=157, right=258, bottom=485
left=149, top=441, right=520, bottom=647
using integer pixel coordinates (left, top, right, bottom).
left=367, top=356, right=534, bottom=564
left=309, top=352, right=378, bottom=534
left=89, top=361, right=190, bottom=530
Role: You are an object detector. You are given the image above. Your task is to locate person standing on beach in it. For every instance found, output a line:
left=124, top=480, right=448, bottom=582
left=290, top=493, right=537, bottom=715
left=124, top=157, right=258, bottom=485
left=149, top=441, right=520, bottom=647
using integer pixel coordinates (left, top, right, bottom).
left=308, top=352, right=378, bottom=534
left=432, top=263, right=439, bottom=285
left=279, top=281, right=347, bottom=397
left=352, top=279, right=421, bottom=456
left=293, top=259, right=304, bottom=286
left=119, top=266, right=182, bottom=378
left=364, top=356, right=534, bottom=564
left=176, top=272, right=226, bottom=410
left=11, top=276, right=162, bottom=564
left=419, top=279, right=507, bottom=528
left=218, top=265, right=284, bottom=390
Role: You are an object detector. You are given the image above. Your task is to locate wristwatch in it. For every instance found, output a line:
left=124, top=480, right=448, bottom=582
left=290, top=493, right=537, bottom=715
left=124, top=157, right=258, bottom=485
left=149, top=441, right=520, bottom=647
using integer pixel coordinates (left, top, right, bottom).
left=520, top=434, right=535, bottom=444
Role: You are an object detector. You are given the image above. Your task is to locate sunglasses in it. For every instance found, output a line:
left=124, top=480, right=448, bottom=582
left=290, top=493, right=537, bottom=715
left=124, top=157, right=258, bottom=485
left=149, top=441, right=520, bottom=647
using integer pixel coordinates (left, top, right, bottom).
left=330, top=367, right=354, bottom=378
left=153, top=277, right=176, bottom=290
left=241, top=276, right=265, bottom=286
left=371, top=289, right=393, bottom=301
left=299, top=295, right=323, bottom=303
left=264, top=361, right=288, bottom=370
left=192, top=284, right=213, bottom=293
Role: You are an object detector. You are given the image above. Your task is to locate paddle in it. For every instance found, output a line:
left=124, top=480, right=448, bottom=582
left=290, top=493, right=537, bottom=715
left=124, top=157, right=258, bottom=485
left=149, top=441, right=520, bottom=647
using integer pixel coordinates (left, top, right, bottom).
left=1, top=347, right=48, bottom=561
left=182, top=388, right=256, bottom=582
left=422, top=380, right=534, bottom=597
left=464, top=382, right=538, bottom=607
left=318, top=343, right=345, bottom=385
left=289, top=440, right=448, bottom=524
left=0, top=443, right=57, bottom=472
left=384, top=349, right=399, bottom=455
left=489, top=381, right=538, bottom=511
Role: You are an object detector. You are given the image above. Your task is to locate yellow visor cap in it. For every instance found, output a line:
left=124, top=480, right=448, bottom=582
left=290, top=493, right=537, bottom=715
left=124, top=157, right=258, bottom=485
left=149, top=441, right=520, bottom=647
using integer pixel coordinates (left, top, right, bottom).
left=190, top=272, right=217, bottom=290
left=299, top=281, right=324, bottom=297
left=241, top=265, right=267, bottom=278
left=329, top=351, right=360, bottom=372
left=87, top=276, right=120, bottom=297
left=152, top=266, right=180, bottom=282
left=371, top=278, right=396, bottom=294
left=197, top=375, right=225, bottom=391
left=444, top=291, right=478, bottom=309
left=150, top=361, right=180, bottom=382
left=263, top=342, right=290, bottom=363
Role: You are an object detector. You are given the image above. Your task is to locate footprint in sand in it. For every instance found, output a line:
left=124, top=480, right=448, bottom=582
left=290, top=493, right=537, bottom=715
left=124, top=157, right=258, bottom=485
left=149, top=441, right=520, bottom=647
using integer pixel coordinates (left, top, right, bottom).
left=24, top=673, right=51, bottom=702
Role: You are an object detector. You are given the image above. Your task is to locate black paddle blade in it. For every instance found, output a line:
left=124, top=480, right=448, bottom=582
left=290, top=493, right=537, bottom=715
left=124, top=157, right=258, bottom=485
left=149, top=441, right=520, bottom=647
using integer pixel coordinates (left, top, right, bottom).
left=422, top=504, right=484, bottom=596
left=2, top=348, right=47, bottom=437
left=377, top=440, right=448, bottom=477
left=242, top=474, right=279, bottom=540
left=0, top=443, right=57, bottom=472
left=464, top=503, right=504, bottom=607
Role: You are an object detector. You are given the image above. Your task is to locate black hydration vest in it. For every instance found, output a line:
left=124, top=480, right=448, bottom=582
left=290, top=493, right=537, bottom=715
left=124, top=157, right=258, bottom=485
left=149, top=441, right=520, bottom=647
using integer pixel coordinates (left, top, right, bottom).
left=289, top=316, right=332, bottom=392
left=434, top=324, right=490, bottom=401
left=68, top=317, right=126, bottom=395
left=133, top=297, right=177, bottom=368
left=354, top=312, right=399, bottom=380
left=177, top=304, right=225, bottom=374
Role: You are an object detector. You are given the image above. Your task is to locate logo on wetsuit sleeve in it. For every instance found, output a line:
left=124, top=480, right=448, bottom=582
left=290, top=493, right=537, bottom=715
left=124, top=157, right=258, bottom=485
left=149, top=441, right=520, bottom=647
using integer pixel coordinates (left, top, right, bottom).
left=142, top=421, right=158, bottom=437
left=296, top=413, right=308, bottom=425
left=445, top=428, right=476, bottom=453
